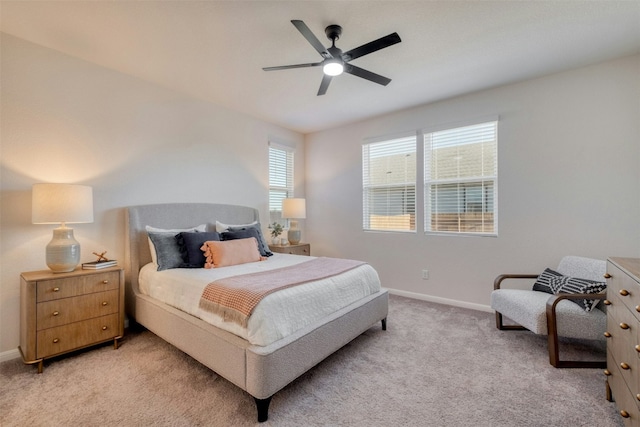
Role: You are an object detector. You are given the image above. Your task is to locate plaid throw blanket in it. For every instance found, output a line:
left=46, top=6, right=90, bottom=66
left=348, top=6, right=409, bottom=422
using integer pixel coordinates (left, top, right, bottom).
left=200, top=257, right=366, bottom=326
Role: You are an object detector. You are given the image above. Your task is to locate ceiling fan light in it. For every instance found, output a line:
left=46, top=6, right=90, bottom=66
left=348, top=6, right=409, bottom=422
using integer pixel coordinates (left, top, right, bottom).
left=323, top=61, right=344, bottom=76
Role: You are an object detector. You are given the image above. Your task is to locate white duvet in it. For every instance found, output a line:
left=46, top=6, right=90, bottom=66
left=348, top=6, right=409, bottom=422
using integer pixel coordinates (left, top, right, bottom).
left=138, top=253, right=381, bottom=346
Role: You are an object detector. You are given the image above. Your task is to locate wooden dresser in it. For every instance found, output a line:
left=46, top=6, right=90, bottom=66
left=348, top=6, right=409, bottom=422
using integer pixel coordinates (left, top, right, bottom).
left=19, top=267, right=125, bottom=373
left=604, top=257, right=640, bottom=426
left=268, top=243, right=311, bottom=256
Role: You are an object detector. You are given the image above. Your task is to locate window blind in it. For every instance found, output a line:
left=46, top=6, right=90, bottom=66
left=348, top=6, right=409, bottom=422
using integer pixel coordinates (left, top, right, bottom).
left=269, top=144, right=294, bottom=225
left=363, top=136, right=416, bottom=232
left=424, top=121, right=497, bottom=235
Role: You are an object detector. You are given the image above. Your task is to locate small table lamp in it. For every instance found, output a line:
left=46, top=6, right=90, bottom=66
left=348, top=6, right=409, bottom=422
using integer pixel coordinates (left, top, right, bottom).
left=32, top=183, right=94, bottom=273
left=282, top=198, right=306, bottom=245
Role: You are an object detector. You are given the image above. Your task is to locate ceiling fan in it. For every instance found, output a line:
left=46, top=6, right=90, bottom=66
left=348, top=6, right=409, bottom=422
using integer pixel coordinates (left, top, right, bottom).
left=263, top=20, right=401, bottom=96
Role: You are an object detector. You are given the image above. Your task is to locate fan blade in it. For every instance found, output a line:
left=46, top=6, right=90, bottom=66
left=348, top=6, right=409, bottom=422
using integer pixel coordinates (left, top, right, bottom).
left=291, top=20, right=332, bottom=58
left=344, top=64, right=391, bottom=86
left=263, top=62, right=322, bottom=71
left=317, top=74, right=332, bottom=96
left=343, top=32, right=401, bottom=62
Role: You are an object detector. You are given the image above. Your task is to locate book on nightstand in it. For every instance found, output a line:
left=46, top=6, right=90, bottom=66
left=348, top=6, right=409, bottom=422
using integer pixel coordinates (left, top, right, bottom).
left=82, top=260, right=118, bottom=269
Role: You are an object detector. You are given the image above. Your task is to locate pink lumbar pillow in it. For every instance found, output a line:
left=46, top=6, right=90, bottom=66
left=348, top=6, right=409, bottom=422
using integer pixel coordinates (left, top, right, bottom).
left=201, top=238, right=265, bottom=268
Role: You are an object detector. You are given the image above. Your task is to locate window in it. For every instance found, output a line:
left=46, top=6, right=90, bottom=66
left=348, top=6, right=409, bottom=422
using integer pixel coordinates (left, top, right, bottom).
left=269, top=143, right=294, bottom=225
left=362, top=136, right=416, bottom=232
left=424, top=121, right=497, bottom=235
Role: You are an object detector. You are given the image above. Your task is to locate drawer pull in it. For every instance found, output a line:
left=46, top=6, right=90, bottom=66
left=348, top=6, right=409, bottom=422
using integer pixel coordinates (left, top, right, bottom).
left=102, top=280, right=109, bottom=284
left=604, top=331, right=612, bottom=338
left=52, top=338, right=59, bottom=344
left=52, top=311, right=59, bottom=316
left=102, top=326, right=108, bottom=331
left=53, top=287, right=60, bottom=292
left=620, top=323, right=630, bottom=330
left=619, top=289, right=630, bottom=297
left=637, top=394, right=640, bottom=402
left=102, top=301, right=108, bottom=306
left=636, top=305, right=640, bottom=313
left=604, top=273, right=612, bottom=279
left=604, top=299, right=611, bottom=306
left=604, top=369, right=611, bottom=376
left=620, top=410, right=630, bottom=418
left=635, top=345, right=640, bottom=353
left=620, top=362, right=630, bottom=370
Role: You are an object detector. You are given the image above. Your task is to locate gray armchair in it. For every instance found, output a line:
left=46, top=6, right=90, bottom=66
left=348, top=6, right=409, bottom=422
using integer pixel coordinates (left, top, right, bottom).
left=491, top=256, right=607, bottom=368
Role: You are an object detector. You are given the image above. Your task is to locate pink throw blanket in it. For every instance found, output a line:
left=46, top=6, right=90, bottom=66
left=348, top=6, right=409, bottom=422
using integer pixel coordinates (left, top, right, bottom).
left=200, top=257, right=366, bottom=326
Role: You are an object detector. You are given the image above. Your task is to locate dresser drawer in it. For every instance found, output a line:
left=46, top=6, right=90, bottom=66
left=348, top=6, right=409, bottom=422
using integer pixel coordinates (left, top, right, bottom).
left=607, top=297, right=640, bottom=397
left=36, top=271, right=120, bottom=302
left=36, top=313, right=120, bottom=358
left=608, top=260, right=640, bottom=324
left=608, top=349, right=640, bottom=425
left=36, top=289, right=119, bottom=330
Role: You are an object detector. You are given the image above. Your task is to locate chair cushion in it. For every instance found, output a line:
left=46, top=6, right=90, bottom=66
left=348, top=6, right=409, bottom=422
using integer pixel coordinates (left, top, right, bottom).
left=490, top=289, right=606, bottom=340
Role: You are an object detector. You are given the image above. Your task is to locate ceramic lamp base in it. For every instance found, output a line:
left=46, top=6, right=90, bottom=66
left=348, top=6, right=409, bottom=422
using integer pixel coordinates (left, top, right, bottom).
left=46, top=227, right=81, bottom=273
left=287, top=229, right=301, bottom=245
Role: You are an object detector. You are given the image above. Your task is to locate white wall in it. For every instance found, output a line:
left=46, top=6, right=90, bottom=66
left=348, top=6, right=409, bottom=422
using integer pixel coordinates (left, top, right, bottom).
left=0, top=34, right=305, bottom=356
left=305, top=54, right=640, bottom=309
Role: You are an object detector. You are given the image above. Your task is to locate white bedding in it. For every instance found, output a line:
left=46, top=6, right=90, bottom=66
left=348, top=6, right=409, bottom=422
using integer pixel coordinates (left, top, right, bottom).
left=138, top=253, right=381, bottom=346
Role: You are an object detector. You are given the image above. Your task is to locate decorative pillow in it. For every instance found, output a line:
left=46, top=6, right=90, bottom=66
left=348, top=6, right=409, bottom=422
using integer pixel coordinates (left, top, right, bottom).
left=549, top=276, right=607, bottom=312
left=147, top=232, right=184, bottom=271
left=216, top=220, right=272, bottom=257
left=145, top=224, right=207, bottom=265
left=532, top=268, right=564, bottom=294
left=201, top=238, right=265, bottom=268
left=176, top=231, right=221, bottom=268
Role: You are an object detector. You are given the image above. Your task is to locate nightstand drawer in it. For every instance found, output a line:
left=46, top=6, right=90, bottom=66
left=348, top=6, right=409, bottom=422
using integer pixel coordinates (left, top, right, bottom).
left=36, top=313, right=120, bottom=358
left=36, top=271, right=119, bottom=302
left=37, top=289, right=120, bottom=330
left=269, top=243, right=310, bottom=256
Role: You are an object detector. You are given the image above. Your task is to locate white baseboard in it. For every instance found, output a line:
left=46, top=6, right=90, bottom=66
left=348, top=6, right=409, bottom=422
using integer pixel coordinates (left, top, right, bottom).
left=387, top=288, right=493, bottom=313
left=1, top=348, right=21, bottom=363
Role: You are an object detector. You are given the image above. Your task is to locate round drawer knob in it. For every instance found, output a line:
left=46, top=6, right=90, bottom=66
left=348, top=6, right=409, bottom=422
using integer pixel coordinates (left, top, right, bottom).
left=52, top=311, right=59, bottom=316
left=620, top=410, right=630, bottom=418
left=637, top=394, right=640, bottom=402
left=53, top=287, right=60, bottom=292
left=102, top=280, right=109, bottom=284
left=620, top=323, right=630, bottom=330
left=636, top=305, right=640, bottom=313
left=604, top=273, right=612, bottom=279
left=102, top=326, right=108, bottom=331
left=604, top=299, right=612, bottom=306
left=619, top=289, right=630, bottom=296
left=52, top=338, right=59, bottom=343
left=620, top=362, right=630, bottom=370
left=635, top=345, right=640, bottom=353
left=102, top=301, right=108, bottom=306
left=604, top=331, right=612, bottom=338
left=604, top=369, right=611, bottom=376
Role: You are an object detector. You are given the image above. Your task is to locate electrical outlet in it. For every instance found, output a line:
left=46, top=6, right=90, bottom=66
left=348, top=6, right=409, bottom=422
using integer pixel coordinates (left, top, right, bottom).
left=422, top=269, right=429, bottom=280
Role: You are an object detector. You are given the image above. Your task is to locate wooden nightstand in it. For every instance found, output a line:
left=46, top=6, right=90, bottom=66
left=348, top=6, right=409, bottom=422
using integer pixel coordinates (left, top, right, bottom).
left=19, top=266, right=125, bottom=373
left=268, top=243, right=311, bottom=256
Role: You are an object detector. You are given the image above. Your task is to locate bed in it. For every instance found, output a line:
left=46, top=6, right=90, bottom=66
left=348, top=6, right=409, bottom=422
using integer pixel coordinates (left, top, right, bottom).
left=124, top=203, right=388, bottom=422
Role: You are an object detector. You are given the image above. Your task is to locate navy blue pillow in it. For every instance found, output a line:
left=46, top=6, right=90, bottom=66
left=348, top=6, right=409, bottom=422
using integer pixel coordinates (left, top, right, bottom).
left=226, top=223, right=273, bottom=257
left=176, top=231, right=221, bottom=268
left=221, top=229, right=272, bottom=257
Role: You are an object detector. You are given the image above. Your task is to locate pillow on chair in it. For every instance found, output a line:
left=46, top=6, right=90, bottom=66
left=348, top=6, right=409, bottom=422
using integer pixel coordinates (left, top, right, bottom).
left=532, top=268, right=564, bottom=294
left=549, top=276, right=606, bottom=312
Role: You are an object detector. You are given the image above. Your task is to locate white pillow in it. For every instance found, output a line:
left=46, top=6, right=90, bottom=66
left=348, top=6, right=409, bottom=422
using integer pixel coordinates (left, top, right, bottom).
left=215, top=220, right=258, bottom=233
left=145, top=224, right=207, bottom=265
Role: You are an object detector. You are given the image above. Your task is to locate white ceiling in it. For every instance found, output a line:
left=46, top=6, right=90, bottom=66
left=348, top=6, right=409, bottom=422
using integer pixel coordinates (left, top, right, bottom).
left=2, top=1, right=639, bottom=134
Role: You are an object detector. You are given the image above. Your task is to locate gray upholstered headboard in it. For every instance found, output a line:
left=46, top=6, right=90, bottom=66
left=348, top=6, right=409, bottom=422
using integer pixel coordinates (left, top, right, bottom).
left=124, top=203, right=259, bottom=319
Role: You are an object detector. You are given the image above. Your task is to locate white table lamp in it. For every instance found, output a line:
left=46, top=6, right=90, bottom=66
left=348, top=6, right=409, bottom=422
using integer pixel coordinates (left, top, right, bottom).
left=32, top=183, right=94, bottom=273
left=282, top=198, right=306, bottom=245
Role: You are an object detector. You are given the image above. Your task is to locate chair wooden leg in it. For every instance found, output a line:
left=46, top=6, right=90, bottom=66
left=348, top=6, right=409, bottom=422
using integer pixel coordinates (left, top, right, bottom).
left=546, top=297, right=606, bottom=369
left=495, top=311, right=526, bottom=331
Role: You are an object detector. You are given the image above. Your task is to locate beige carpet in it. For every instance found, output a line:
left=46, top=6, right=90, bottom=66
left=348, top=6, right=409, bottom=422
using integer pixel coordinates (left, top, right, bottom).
left=1, top=295, right=622, bottom=426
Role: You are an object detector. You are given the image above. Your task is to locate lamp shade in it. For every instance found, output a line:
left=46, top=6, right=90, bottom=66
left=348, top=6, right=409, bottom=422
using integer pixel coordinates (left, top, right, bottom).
left=32, top=183, right=94, bottom=224
left=282, top=198, right=306, bottom=219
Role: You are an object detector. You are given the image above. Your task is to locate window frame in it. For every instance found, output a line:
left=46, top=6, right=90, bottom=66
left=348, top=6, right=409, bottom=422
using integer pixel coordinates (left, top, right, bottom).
left=268, top=142, right=294, bottom=226
left=423, top=120, right=498, bottom=237
left=362, top=134, right=417, bottom=233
